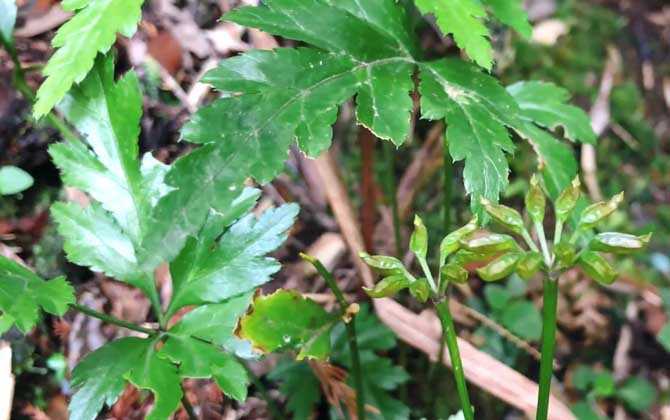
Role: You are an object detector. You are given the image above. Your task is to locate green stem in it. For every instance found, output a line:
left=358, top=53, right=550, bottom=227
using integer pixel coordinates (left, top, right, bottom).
left=382, top=141, right=402, bottom=258
left=0, top=34, right=78, bottom=142
left=146, top=283, right=167, bottom=330
left=521, top=230, right=540, bottom=253
left=534, top=221, right=552, bottom=266
left=435, top=299, right=474, bottom=420
left=180, top=389, right=198, bottom=420
left=443, top=138, right=453, bottom=234
left=70, top=303, right=156, bottom=336
left=553, top=220, right=564, bottom=246
left=240, top=358, right=283, bottom=419
left=536, top=275, right=559, bottom=420
left=300, top=253, right=365, bottom=420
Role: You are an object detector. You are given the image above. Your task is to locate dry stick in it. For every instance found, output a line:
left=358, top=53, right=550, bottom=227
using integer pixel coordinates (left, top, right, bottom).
left=310, top=152, right=575, bottom=420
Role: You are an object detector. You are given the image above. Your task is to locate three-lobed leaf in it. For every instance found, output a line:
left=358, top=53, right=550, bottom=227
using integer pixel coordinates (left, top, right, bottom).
left=0, top=256, right=74, bottom=333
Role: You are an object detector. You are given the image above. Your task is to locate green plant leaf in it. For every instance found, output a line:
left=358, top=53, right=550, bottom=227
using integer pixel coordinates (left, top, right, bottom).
left=617, top=376, right=657, bottom=412
left=508, top=81, right=596, bottom=144
left=238, top=290, right=336, bottom=360
left=161, top=295, right=252, bottom=401
left=420, top=59, right=522, bottom=214
left=501, top=300, right=542, bottom=341
left=33, top=0, right=144, bottom=118
left=50, top=56, right=149, bottom=244
left=590, top=232, right=651, bottom=254
left=51, top=202, right=142, bottom=285
left=482, top=0, right=532, bottom=38
left=268, top=360, right=322, bottom=419
left=484, top=284, right=511, bottom=311
left=476, top=252, right=521, bottom=282
left=578, top=251, right=618, bottom=285
left=506, top=82, right=588, bottom=198
left=69, top=337, right=181, bottom=420
left=0, top=256, right=75, bottom=333
left=414, top=0, right=492, bottom=69
left=185, top=0, right=420, bottom=165
left=0, top=166, right=33, bottom=195
left=166, top=203, right=298, bottom=319
left=410, top=215, right=428, bottom=260
left=0, top=0, right=17, bottom=43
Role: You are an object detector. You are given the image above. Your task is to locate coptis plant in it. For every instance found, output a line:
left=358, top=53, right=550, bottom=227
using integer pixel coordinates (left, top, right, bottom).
left=0, top=56, right=299, bottom=420
left=0, top=0, right=656, bottom=418
left=479, top=175, right=650, bottom=420
left=361, top=174, right=651, bottom=420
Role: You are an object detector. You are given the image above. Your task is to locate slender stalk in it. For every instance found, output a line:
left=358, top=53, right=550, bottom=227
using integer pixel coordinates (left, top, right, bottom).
left=521, top=230, right=540, bottom=253
left=553, top=219, right=564, bottom=246
left=240, top=358, right=283, bottom=419
left=70, top=303, right=156, bottom=336
left=536, top=275, right=559, bottom=420
left=435, top=299, right=474, bottom=420
left=534, top=221, right=552, bottom=266
left=0, top=34, right=78, bottom=142
left=381, top=141, right=402, bottom=258
left=180, top=389, right=198, bottom=420
left=300, top=253, right=365, bottom=420
left=145, top=283, right=167, bottom=330
left=443, top=138, right=453, bottom=234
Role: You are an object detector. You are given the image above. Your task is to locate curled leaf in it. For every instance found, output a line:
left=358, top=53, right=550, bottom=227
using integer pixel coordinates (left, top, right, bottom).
left=363, top=275, right=410, bottom=299
left=555, top=176, right=581, bottom=222
left=516, top=251, right=543, bottom=280
left=409, top=278, right=430, bottom=303
left=359, top=253, right=405, bottom=274
left=525, top=174, right=545, bottom=223
left=450, top=249, right=495, bottom=266
left=590, top=232, right=652, bottom=254
left=578, top=251, right=618, bottom=285
left=460, top=233, right=517, bottom=254
left=410, top=215, right=428, bottom=260
left=439, top=216, right=479, bottom=265
left=481, top=198, right=526, bottom=235
left=476, top=252, right=521, bottom=282
left=440, top=263, right=469, bottom=290
left=578, top=192, right=624, bottom=229
left=554, top=241, right=577, bottom=268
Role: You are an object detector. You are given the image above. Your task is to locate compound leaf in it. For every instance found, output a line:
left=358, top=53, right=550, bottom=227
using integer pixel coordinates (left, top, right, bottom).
left=166, top=203, right=299, bottom=318
left=33, top=0, right=144, bottom=118
left=238, top=290, right=335, bottom=360
left=0, top=256, right=74, bottom=333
